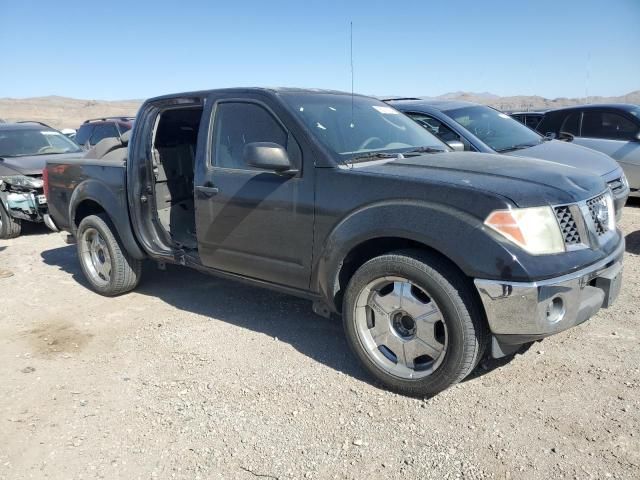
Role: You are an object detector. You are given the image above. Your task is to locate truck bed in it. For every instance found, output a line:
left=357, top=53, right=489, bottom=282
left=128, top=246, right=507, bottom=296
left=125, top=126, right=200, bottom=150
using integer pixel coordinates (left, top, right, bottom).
left=46, top=157, right=128, bottom=233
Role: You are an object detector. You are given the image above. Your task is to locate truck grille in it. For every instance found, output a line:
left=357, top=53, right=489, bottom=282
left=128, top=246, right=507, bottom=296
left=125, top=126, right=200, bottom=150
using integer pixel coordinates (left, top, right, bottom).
left=554, top=206, right=581, bottom=245
left=553, top=191, right=614, bottom=249
left=586, top=194, right=609, bottom=236
left=607, top=178, right=625, bottom=195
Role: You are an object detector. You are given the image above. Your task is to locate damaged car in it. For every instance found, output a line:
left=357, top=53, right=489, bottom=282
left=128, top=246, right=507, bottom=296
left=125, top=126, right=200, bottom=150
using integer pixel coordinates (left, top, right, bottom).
left=0, top=122, right=83, bottom=238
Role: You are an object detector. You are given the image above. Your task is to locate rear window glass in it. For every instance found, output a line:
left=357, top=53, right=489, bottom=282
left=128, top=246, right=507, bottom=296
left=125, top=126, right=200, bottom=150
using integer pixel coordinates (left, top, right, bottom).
left=89, top=123, right=119, bottom=145
left=582, top=111, right=638, bottom=140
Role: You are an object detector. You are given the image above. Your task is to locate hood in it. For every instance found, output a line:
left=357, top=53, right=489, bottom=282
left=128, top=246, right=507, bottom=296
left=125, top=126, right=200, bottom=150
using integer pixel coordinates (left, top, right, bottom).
left=507, top=140, right=619, bottom=177
left=0, top=152, right=84, bottom=177
left=355, top=151, right=606, bottom=208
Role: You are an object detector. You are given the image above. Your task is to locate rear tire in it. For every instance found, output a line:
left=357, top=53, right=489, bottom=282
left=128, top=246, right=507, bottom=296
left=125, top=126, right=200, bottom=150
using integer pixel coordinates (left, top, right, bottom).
left=0, top=202, right=22, bottom=239
left=343, top=249, right=488, bottom=397
left=76, top=214, right=141, bottom=296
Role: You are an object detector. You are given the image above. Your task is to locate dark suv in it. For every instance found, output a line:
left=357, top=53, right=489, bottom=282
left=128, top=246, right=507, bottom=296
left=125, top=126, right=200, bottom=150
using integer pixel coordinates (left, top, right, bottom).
left=75, top=117, right=134, bottom=150
left=536, top=104, right=640, bottom=196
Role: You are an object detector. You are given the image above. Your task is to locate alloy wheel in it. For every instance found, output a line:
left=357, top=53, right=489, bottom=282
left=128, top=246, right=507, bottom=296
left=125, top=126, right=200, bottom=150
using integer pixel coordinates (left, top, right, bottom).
left=353, top=276, right=448, bottom=380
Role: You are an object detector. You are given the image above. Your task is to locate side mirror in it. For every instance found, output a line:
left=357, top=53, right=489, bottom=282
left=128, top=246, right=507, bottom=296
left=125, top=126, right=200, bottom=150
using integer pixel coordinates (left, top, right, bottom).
left=557, top=131, right=575, bottom=142
left=244, top=142, right=296, bottom=175
left=447, top=140, right=465, bottom=152
left=544, top=132, right=556, bottom=140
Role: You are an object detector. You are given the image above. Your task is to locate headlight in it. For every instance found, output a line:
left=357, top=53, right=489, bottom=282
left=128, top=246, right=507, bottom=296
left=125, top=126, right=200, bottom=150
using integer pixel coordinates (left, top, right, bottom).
left=0, top=175, right=44, bottom=189
left=485, top=206, right=565, bottom=255
left=620, top=172, right=629, bottom=190
left=602, top=191, right=616, bottom=231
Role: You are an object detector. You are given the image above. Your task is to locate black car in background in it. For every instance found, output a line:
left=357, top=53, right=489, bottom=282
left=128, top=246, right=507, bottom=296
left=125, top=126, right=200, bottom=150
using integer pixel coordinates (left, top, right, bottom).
left=75, top=117, right=134, bottom=150
left=0, top=122, right=83, bottom=238
left=509, top=111, right=545, bottom=129
left=537, top=104, right=640, bottom=195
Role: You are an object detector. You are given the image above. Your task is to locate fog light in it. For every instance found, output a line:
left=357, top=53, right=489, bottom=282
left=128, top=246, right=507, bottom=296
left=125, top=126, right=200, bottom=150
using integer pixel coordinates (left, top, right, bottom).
left=546, top=297, right=565, bottom=324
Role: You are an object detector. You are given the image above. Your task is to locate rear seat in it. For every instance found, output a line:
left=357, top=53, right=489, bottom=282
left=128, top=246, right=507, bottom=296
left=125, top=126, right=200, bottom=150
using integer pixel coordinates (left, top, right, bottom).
left=85, top=130, right=131, bottom=160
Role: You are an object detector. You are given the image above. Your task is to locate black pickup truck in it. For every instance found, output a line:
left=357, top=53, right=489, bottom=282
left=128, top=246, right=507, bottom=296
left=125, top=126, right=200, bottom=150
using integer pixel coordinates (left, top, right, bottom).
left=45, top=88, right=624, bottom=396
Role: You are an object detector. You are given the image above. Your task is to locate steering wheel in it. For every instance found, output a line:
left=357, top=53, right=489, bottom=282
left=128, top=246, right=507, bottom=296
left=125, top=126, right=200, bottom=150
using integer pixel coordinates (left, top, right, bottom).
left=38, top=146, right=56, bottom=154
left=358, top=137, right=384, bottom=150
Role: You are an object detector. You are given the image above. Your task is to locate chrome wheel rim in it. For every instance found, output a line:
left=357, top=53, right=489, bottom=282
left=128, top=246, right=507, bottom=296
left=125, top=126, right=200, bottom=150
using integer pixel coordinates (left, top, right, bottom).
left=80, top=228, right=112, bottom=287
left=354, top=276, right=448, bottom=380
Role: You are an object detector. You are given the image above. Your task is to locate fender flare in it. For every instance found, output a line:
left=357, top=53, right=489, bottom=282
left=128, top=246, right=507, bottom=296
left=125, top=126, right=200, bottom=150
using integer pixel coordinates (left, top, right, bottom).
left=313, top=199, right=527, bottom=311
left=69, top=179, right=145, bottom=260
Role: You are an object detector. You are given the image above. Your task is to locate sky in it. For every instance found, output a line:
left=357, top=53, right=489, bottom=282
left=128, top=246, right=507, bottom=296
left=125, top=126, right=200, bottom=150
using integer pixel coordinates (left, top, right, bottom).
left=0, top=0, right=639, bottom=100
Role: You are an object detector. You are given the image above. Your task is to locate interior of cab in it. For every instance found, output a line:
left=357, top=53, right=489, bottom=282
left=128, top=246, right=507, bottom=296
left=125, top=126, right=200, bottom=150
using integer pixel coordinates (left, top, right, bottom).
left=151, top=106, right=203, bottom=249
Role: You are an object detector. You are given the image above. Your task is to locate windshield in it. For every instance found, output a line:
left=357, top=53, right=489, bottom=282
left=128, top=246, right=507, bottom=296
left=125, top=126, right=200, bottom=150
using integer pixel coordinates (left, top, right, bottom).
left=0, top=129, right=82, bottom=157
left=281, top=93, right=448, bottom=161
left=444, top=105, right=543, bottom=152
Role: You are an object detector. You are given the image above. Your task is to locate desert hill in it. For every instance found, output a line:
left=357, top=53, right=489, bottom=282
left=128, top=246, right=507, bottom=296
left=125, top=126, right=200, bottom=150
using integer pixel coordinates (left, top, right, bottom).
left=1, top=90, right=638, bottom=130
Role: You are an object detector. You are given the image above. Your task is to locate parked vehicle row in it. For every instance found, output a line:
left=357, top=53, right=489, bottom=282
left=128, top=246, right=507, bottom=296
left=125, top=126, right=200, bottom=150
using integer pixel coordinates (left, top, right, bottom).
left=385, top=99, right=630, bottom=218
left=43, top=88, right=626, bottom=397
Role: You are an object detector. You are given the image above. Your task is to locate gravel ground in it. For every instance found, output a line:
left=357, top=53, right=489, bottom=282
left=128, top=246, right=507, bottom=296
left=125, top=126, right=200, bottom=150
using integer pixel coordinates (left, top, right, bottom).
left=1, top=203, right=639, bottom=480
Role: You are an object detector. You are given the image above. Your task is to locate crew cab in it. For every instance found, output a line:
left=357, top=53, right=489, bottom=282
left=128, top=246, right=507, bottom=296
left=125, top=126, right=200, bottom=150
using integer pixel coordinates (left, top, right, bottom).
left=45, top=88, right=624, bottom=396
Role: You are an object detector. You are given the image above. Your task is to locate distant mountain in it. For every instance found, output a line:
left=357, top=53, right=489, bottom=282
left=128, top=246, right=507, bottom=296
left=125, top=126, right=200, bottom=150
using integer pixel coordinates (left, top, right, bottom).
left=0, top=96, right=142, bottom=129
left=421, top=90, right=640, bottom=111
left=435, top=91, right=501, bottom=101
left=1, top=91, right=638, bottom=129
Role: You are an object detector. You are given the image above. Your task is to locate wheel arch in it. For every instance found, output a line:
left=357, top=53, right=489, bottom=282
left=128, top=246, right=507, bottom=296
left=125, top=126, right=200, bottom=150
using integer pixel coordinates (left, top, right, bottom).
left=330, top=236, right=482, bottom=314
left=70, top=180, right=145, bottom=260
left=313, top=200, right=525, bottom=314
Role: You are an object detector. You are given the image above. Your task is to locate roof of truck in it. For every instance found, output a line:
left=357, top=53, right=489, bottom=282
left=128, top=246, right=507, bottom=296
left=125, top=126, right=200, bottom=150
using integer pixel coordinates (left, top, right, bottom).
left=146, top=87, right=371, bottom=103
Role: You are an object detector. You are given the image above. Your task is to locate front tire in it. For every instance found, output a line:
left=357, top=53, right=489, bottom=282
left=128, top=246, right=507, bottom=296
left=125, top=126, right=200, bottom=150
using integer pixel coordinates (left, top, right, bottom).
left=0, top=202, right=22, bottom=239
left=343, top=250, right=488, bottom=397
left=76, top=214, right=142, bottom=296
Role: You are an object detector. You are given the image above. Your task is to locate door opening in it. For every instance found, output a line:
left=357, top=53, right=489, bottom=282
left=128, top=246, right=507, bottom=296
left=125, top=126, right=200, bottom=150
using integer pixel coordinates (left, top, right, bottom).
left=152, top=106, right=203, bottom=249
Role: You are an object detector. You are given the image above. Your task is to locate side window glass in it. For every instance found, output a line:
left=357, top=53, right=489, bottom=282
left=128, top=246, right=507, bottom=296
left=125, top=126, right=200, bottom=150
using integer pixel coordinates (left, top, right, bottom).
left=560, top=112, right=581, bottom=135
left=525, top=116, right=541, bottom=129
left=212, top=102, right=288, bottom=170
left=408, top=113, right=461, bottom=144
left=582, top=111, right=637, bottom=140
left=118, top=123, right=132, bottom=135
left=90, top=124, right=119, bottom=145
left=75, top=124, right=94, bottom=145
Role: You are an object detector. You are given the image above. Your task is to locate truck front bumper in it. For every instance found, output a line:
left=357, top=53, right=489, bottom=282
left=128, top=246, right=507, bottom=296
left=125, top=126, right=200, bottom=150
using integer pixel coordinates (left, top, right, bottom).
left=474, top=239, right=624, bottom=357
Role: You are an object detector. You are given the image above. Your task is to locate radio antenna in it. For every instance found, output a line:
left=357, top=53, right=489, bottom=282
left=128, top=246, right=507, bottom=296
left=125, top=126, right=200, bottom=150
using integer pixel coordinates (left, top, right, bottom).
left=350, top=21, right=354, bottom=129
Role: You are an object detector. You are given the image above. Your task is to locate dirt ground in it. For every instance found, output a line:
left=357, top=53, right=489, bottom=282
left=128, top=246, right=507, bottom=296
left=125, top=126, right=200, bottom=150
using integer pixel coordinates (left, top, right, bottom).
left=1, top=204, right=639, bottom=480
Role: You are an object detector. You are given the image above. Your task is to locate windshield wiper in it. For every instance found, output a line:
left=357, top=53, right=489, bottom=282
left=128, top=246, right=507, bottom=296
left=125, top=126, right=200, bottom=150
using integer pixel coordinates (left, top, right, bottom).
left=348, top=152, right=401, bottom=163
left=496, top=143, right=539, bottom=153
left=402, top=146, right=447, bottom=156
